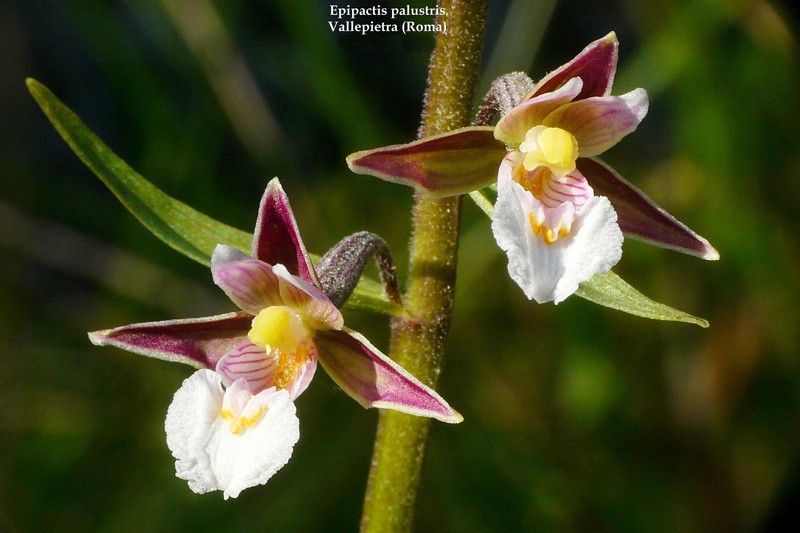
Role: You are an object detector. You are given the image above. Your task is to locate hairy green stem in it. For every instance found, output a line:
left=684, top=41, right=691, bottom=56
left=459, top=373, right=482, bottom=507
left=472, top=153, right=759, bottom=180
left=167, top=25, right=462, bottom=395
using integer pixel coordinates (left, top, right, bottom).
left=359, top=1, right=489, bottom=531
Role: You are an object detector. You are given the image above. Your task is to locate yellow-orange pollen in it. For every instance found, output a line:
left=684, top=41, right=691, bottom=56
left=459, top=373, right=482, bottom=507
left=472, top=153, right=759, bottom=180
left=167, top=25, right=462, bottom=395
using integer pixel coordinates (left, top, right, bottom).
left=514, top=165, right=544, bottom=196
left=272, top=342, right=314, bottom=390
left=247, top=305, right=313, bottom=392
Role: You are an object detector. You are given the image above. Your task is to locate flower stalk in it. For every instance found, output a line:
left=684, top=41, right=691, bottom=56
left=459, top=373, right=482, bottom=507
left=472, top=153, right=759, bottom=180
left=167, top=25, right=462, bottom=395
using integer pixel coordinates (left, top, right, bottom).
left=359, top=1, right=489, bottom=531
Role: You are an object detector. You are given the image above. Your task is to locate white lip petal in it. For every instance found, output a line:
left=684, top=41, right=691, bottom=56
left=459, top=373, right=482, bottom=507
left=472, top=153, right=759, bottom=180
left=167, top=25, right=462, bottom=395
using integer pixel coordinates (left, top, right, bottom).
left=165, top=370, right=221, bottom=495
left=492, top=182, right=622, bottom=304
left=209, top=385, right=299, bottom=499
left=165, top=369, right=300, bottom=499
left=552, top=196, right=623, bottom=303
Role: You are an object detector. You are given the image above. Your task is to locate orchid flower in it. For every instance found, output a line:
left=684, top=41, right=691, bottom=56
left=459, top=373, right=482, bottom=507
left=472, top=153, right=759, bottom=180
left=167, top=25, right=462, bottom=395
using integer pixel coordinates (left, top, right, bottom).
left=89, top=178, right=461, bottom=499
left=486, top=37, right=647, bottom=302
left=347, top=32, right=718, bottom=304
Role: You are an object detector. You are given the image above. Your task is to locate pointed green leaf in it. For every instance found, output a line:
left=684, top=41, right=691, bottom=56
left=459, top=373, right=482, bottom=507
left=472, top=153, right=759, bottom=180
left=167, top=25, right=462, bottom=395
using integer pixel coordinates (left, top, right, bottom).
left=27, top=78, right=251, bottom=264
left=340, top=275, right=402, bottom=316
left=576, top=270, right=709, bottom=327
left=27, top=78, right=401, bottom=316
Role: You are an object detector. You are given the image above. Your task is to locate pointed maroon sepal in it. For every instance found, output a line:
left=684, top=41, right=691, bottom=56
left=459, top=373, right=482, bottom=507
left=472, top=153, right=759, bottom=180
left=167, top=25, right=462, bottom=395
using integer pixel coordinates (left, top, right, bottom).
left=88, top=312, right=253, bottom=369
left=346, top=127, right=505, bottom=197
left=531, top=32, right=619, bottom=101
left=252, top=178, right=319, bottom=285
left=315, top=328, right=463, bottom=423
left=579, top=157, right=719, bottom=260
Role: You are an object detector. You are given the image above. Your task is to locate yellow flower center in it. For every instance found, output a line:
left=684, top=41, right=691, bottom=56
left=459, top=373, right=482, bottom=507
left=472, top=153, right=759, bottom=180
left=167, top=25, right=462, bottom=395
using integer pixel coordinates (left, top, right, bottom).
left=520, top=126, right=578, bottom=177
left=247, top=305, right=315, bottom=392
left=248, top=306, right=307, bottom=354
left=272, top=343, right=316, bottom=390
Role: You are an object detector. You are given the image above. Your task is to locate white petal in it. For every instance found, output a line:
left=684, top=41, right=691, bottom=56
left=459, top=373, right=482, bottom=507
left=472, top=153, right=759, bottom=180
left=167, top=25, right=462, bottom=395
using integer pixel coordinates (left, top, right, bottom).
left=164, top=369, right=300, bottom=498
left=208, top=386, right=299, bottom=499
left=165, top=370, right=224, bottom=495
left=554, top=196, right=623, bottom=302
left=492, top=182, right=543, bottom=300
left=492, top=183, right=622, bottom=304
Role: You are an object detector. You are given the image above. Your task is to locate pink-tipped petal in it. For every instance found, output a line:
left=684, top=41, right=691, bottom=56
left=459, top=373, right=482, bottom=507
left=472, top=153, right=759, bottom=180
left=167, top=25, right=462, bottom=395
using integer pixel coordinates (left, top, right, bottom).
left=272, top=264, right=343, bottom=330
left=346, top=127, right=504, bottom=197
left=211, top=245, right=286, bottom=315
left=215, top=340, right=275, bottom=395
left=544, top=88, right=649, bottom=157
left=252, top=178, right=319, bottom=286
left=212, top=245, right=343, bottom=328
left=578, top=158, right=719, bottom=259
left=495, top=77, right=584, bottom=145
left=315, top=328, right=463, bottom=423
left=531, top=32, right=619, bottom=100
left=88, top=312, right=252, bottom=369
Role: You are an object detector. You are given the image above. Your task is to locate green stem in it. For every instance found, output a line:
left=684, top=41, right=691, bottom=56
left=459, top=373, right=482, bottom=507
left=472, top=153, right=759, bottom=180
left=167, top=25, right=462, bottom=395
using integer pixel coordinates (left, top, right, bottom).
left=359, top=1, right=489, bottom=531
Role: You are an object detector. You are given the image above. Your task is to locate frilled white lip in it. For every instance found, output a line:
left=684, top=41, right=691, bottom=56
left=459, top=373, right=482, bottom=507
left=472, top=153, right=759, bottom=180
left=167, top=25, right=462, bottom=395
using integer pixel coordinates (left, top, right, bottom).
left=165, top=370, right=300, bottom=499
left=491, top=179, right=623, bottom=303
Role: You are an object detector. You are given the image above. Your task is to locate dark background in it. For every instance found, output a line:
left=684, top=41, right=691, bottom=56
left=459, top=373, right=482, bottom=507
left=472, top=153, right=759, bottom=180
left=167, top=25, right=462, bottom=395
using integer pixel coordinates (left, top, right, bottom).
left=2, top=0, right=799, bottom=531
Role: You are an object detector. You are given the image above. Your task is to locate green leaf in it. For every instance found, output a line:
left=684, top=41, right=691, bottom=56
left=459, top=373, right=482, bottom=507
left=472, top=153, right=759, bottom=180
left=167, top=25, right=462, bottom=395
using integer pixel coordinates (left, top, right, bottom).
left=339, top=275, right=402, bottom=316
left=27, top=78, right=401, bottom=316
left=576, top=270, right=709, bottom=327
left=27, top=78, right=251, bottom=264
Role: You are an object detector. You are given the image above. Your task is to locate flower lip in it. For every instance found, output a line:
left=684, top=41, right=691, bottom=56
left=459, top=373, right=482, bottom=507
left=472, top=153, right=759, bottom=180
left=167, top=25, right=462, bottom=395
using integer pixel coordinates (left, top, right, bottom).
left=492, top=180, right=623, bottom=304
left=165, top=369, right=300, bottom=499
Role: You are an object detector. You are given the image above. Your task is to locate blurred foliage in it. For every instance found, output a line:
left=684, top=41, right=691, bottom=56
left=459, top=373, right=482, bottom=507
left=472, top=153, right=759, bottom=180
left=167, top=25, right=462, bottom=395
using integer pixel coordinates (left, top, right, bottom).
left=1, top=0, right=799, bottom=531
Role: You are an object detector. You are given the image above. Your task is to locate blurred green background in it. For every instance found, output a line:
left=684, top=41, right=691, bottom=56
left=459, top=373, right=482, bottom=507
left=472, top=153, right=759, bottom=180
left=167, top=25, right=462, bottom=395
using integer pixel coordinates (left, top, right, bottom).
left=2, top=0, right=799, bottom=531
